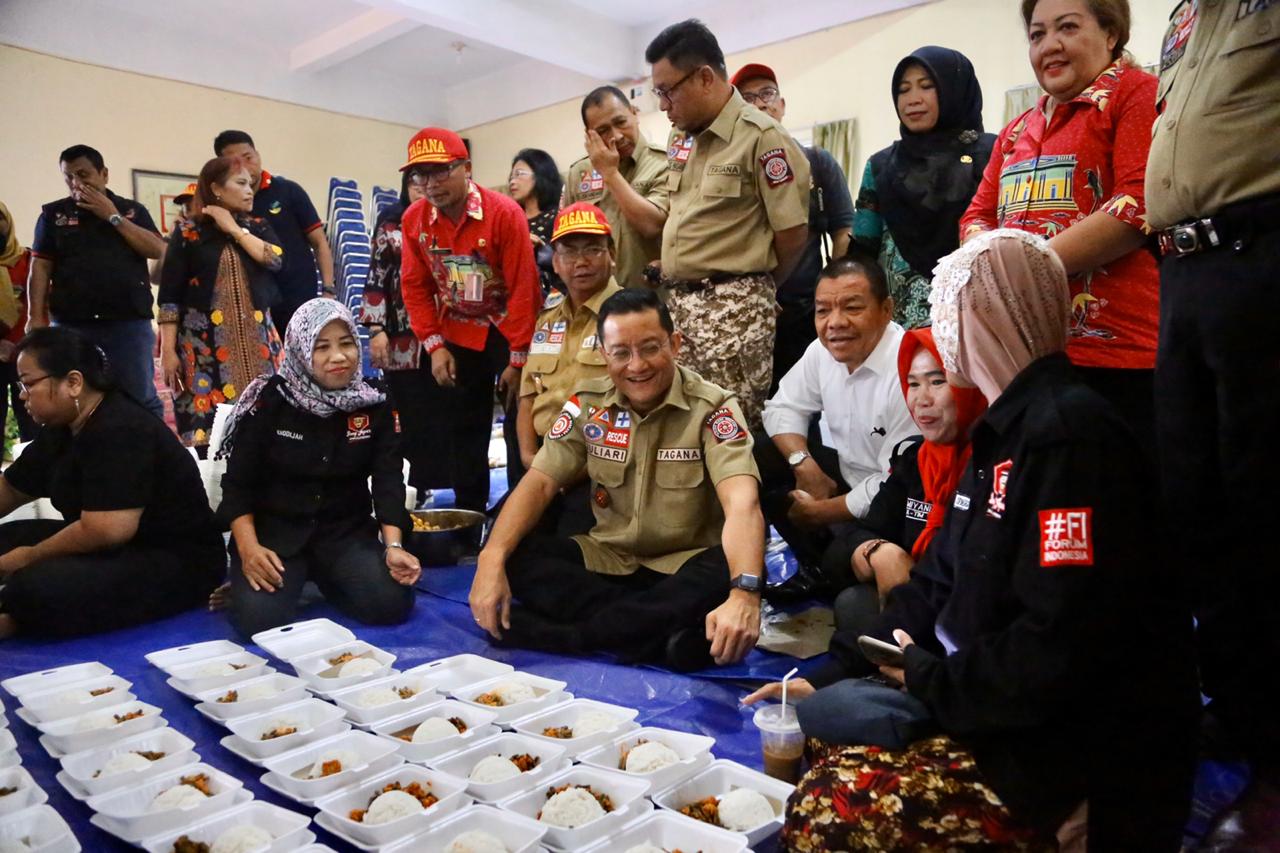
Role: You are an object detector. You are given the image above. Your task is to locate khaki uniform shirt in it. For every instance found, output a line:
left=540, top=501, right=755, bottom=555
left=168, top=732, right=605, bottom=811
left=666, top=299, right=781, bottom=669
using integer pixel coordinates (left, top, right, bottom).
left=1146, top=0, right=1280, bottom=227
left=531, top=366, right=759, bottom=575
left=562, top=135, right=669, bottom=290
left=519, top=280, right=621, bottom=436
left=656, top=89, right=810, bottom=281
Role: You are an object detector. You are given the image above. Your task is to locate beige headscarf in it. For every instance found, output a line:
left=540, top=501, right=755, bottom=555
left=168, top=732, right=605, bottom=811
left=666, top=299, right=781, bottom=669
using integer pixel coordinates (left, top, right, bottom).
left=929, top=229, right=1069, bottom=395
left=0, top=202, right=23, bottom=332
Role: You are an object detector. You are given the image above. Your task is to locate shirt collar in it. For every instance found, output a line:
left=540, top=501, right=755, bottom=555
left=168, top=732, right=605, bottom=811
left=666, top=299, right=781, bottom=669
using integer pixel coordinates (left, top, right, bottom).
left=429, top=180, right=484, bottom=226
left=583, top=279, right=621, bottom=315
left=835, top=322, right=903, bottom=377
left=1036, top=59, right=1127, bottom=114
left=702, top=88, right=745, bottom=142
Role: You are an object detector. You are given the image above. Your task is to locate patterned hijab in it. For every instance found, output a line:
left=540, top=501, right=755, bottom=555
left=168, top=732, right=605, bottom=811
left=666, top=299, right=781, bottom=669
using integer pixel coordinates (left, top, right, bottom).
left=929, top=229, right=1069, bottom=396
left=217, top=298, right=384, bottom=458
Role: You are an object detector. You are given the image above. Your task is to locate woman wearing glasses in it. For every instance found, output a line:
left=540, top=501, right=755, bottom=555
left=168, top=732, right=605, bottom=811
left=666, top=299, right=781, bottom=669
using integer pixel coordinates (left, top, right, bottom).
left=508, top=148, right=564, bottom=296
left=0, top=327, right=224, bottom=639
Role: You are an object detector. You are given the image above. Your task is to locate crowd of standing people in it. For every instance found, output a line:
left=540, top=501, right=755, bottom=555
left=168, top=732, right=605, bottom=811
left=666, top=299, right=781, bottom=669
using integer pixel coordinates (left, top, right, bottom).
left=0, top=1, right=1276, bottom=847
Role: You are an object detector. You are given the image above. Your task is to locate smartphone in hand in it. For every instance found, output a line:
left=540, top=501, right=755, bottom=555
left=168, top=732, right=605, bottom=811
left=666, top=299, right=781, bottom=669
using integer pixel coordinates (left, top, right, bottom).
left=858, top=634, right=905, bottom=668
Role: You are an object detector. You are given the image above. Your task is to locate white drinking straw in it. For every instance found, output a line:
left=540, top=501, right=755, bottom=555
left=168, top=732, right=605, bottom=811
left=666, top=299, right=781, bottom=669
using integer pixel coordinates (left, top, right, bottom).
left=780, top=666, right=800, bottom=721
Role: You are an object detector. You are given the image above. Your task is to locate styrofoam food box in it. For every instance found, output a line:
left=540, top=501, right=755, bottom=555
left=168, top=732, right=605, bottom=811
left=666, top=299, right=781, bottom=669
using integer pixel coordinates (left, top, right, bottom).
left=292, top=642, right=397, bottom=691
left=386, top=802, right=548, bottom=853
left=0, top=730, right=18, bottom=769
left=580, top=808, right=749, bottom=853
left=18, top=674, right=134, bottom=723
left=449, top=673, right=569, bottom=726
left=166, top=651, right=270, bottom=694
left=59, top=727, right=198, bottom=798
left=496, top=764, right=652, bottom=852
left=192, top=672, right=310, bottom=723
left=0, top=767, right=48, bottom=818
left=510, top=698, right=641, bottom=759
left=139, top=800, right=313, bottom=853
left=85, top=762, right=244, bottom=841
left=401, top=654, right=513, bottom=693
left=223, top=699, right=349, bottom=761
left=36, top=701, right=164, bottom=756
left=371, top=699, right=501, bottom=765
left=329, top=674, right=441, bottom=726
left=2, top=662, right=112, bottom=701
left=432, top=732, right=568, bottom=804
left=578, top=726, right=716, bottom=794
left=145, top=639, right=245, bottom=675
left=0, top=804, right=80, bottom=853
left=314, top=764, right=470, bottom=846
left=260, top=730, right=404, bottom=800
left=252, top=617, right=357, bottom=663
left=651, top=758, right=795, bottom=847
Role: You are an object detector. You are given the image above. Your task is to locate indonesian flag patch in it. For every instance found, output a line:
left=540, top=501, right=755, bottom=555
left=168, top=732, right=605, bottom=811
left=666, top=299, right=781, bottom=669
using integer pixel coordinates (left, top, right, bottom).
left=705, top=406, right=746, bottom=442
left=759, top=147, right=794, bottom=187
left=1039, top=508, right=1094, bottom=567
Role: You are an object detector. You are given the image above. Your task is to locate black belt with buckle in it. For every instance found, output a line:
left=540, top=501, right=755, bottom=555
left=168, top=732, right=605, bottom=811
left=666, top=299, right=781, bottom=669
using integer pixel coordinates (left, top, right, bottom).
left=663, top=271, right=763, bottom=293
left=1157, top=191, right=1280, bottom=257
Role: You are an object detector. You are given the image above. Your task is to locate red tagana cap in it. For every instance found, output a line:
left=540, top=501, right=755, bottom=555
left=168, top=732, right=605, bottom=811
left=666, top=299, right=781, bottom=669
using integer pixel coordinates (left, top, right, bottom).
left=552, top=202, right=612, bottom=242
left=730, top=62, right=777, bottom=89
left=173, top=182, right=197, bottom=202
left=401, top=127, right=469, bottom=171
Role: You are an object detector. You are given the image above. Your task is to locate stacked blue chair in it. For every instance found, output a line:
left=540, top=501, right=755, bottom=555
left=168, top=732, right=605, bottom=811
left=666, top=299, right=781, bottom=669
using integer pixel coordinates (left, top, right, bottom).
left=371, top=185, right=400, bottom=224
left=326, top=178, right=377, bottom=378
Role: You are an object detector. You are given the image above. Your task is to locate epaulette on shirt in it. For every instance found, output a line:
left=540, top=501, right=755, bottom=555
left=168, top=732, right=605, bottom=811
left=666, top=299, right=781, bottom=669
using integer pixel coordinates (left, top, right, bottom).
left=570, top=375, right=614, bottom=399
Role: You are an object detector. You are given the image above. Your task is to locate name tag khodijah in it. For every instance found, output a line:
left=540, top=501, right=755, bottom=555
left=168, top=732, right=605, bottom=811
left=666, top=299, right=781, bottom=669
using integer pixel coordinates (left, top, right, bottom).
left=275, top=429, right=304, bottom=441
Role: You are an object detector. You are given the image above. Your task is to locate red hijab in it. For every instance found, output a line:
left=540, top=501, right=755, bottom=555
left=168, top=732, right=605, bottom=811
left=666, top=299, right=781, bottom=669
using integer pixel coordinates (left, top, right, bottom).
left=897, top=328, right=988, bottom=560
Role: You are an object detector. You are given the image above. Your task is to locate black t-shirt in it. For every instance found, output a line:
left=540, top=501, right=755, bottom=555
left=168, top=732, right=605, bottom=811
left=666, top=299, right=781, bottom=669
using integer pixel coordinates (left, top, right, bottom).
left=4, top=392, right=224, bottom=566
left=31, top=192, right=159, bottom=321
left=251, top=173, right=323, bottom=304
left=778, top=146, right=854, bottom=302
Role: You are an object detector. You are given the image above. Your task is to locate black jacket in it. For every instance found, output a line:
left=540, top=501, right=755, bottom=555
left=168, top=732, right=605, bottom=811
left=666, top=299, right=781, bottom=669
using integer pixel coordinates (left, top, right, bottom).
left=217, top=378, right=409, bottom=557
left=816, top=354, right=1198, bottom=835
left=159, top=215, right=283, bottom=318
left=842, top=437, right=927, bottom=556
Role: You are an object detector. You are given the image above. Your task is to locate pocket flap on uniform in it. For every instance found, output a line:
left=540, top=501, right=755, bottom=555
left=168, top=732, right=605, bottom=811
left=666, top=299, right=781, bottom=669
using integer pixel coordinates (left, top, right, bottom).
left=655, top=460, right=705, bottom=489
left=525, top=353, right=561, bottom=375
left=702, top=174, right=742, bottom=198
left=1220, top=10, right=1279, bottom=55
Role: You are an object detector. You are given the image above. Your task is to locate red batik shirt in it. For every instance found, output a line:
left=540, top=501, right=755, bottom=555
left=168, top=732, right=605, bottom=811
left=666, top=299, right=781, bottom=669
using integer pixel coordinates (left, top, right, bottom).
left=400, top=181, right=539, bottom=366
left=960, top=60, right=1159, bottom=370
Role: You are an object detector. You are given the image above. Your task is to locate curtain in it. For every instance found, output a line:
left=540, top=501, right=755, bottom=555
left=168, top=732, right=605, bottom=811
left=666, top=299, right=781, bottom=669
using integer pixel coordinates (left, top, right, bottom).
left=812, top=118, right=858, bottom=198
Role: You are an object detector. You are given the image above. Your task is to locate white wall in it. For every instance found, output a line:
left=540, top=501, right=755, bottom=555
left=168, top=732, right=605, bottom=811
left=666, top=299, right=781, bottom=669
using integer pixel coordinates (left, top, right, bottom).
left=0, top=44, right=418, bottom=243
left=460, top=0, right=1174, bottom=188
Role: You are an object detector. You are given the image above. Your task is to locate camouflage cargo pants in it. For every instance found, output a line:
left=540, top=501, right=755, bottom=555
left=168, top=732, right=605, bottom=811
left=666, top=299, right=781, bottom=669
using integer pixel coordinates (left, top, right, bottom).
left=666, top=273, right=775, bottom=430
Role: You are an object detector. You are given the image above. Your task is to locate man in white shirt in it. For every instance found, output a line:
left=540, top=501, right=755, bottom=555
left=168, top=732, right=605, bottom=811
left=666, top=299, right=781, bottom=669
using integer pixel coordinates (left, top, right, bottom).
left=758, top=256, right=915, bottom=598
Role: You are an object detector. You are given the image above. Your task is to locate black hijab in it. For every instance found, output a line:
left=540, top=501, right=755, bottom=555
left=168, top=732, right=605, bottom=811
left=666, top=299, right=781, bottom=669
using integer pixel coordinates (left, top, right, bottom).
left=373, top=170, right=413, bottom=233
left=870, top=45, right=996, bottom=278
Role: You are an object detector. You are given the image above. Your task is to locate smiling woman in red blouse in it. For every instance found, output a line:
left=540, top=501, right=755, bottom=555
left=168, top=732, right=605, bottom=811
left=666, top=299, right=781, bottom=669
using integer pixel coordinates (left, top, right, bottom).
left=960, top=0, right=1158, bottom=446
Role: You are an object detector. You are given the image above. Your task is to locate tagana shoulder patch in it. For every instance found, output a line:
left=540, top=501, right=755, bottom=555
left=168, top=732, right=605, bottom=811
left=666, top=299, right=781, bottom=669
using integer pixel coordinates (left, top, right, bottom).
left=758, top=147, right=794, bottom=188
left=705, top=406, right=746, bottom=442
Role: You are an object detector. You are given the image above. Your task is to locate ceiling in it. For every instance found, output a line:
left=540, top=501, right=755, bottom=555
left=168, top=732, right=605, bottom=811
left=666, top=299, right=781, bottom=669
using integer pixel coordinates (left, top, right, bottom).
left=2, top=0, right=935, bottom=130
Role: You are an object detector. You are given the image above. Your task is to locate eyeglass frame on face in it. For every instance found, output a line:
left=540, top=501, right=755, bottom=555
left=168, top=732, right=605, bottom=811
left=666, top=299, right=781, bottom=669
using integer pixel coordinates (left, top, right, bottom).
left=553, top=244, right=610, bottom=262
left=603, top=338, right=669, bottom=366
left=407, top=161, right=465, bottom=186
left=508, top=168, right=533, bottom=181
left=17, top=374, right=51, bottom=395
left=740, top=86, right=780, bottom=107
left=651, top=65, right=705, bottom=102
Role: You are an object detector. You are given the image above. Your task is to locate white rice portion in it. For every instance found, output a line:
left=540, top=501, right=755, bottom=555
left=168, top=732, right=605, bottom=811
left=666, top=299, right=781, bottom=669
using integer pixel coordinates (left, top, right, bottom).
left=354, top=687, right=402, bottom=708
left=149, top=782, right=207, bottom=812
left=305, top=748, right=360, bottom=779
left=338, top=657, right=383, bottom=678
left=236, top=682, right=280, bottom=702
left=624, top=740, right=680, bottom=774
left=195, top=662, right=239, bottom=679
left=571, top=709, right=620, bottom=738
left=210, top=824, right=274, bottom=853
left=445, top=829, right=508, bottom=853
left=469, top=754, right=521, bottom=784
left=98, top=751, right=152, bottom=777
left=364, top=789, right=425, bottom=824
left=539, top=786, right=606, bottom=828
left=717, top=788, right=776, bottom=831
left=411, top=717, right=462, bottom=743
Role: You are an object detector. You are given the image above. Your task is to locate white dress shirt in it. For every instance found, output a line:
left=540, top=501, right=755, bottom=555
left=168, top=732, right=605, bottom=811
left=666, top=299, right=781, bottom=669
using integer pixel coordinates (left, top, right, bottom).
left=762, top=322, right=916, bottom=518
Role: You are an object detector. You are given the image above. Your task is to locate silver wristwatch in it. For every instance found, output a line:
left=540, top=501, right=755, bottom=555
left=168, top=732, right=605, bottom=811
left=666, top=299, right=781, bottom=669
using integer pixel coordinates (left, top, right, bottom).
left=108, top=213, right=123, bottom=227
left=787, top=450, right=811, bottom=468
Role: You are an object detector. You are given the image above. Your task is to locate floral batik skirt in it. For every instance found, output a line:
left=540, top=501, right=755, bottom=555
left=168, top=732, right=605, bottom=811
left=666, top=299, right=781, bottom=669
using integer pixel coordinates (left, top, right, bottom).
left=783, top=735, right=1055, bottom=851
left=174, top=305, right=283, bottom=447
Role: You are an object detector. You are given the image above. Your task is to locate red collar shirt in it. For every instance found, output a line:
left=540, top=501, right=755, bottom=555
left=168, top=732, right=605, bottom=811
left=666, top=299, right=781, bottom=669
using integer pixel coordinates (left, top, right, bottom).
left=960, top=60, right=1159, bottom=370
left=400, top=181, right=539, bottom=366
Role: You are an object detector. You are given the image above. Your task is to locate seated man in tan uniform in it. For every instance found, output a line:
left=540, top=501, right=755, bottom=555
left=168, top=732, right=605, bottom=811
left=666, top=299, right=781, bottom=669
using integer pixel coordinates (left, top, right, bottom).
left=470, top=288, right=765, bottom=671
left=515, top=202, right=623, bottom=536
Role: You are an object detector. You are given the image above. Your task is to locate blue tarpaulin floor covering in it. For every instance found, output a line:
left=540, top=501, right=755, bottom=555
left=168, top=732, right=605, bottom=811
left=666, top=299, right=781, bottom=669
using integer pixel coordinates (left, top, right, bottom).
left=0, top=475, right=1252, bottom=850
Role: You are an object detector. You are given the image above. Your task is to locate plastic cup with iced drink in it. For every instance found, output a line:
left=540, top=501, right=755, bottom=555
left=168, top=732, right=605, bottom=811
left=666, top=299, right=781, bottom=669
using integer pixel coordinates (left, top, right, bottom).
left=754, top=703, right=805, bottom=783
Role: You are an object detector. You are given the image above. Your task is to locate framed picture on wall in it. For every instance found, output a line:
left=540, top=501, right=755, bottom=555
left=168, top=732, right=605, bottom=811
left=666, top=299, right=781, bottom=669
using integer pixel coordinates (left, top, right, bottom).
left=132, top=169, right=197, bottom=236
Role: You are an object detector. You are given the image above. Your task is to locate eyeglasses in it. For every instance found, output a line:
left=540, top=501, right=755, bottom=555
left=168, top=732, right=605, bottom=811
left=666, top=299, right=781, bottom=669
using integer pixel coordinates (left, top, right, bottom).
left=553, top=245, right=609, bottom=261
left=740, top=86, right=780, bottom=107
left=407, top=161, right=463, bottom=186
left=17, top=374, right=51, bottom=395
left=604, top=340, right=668, bottom=365
left=652, top=66, right=703, bottom=102
left=508, top=168, right=533, bottom=181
